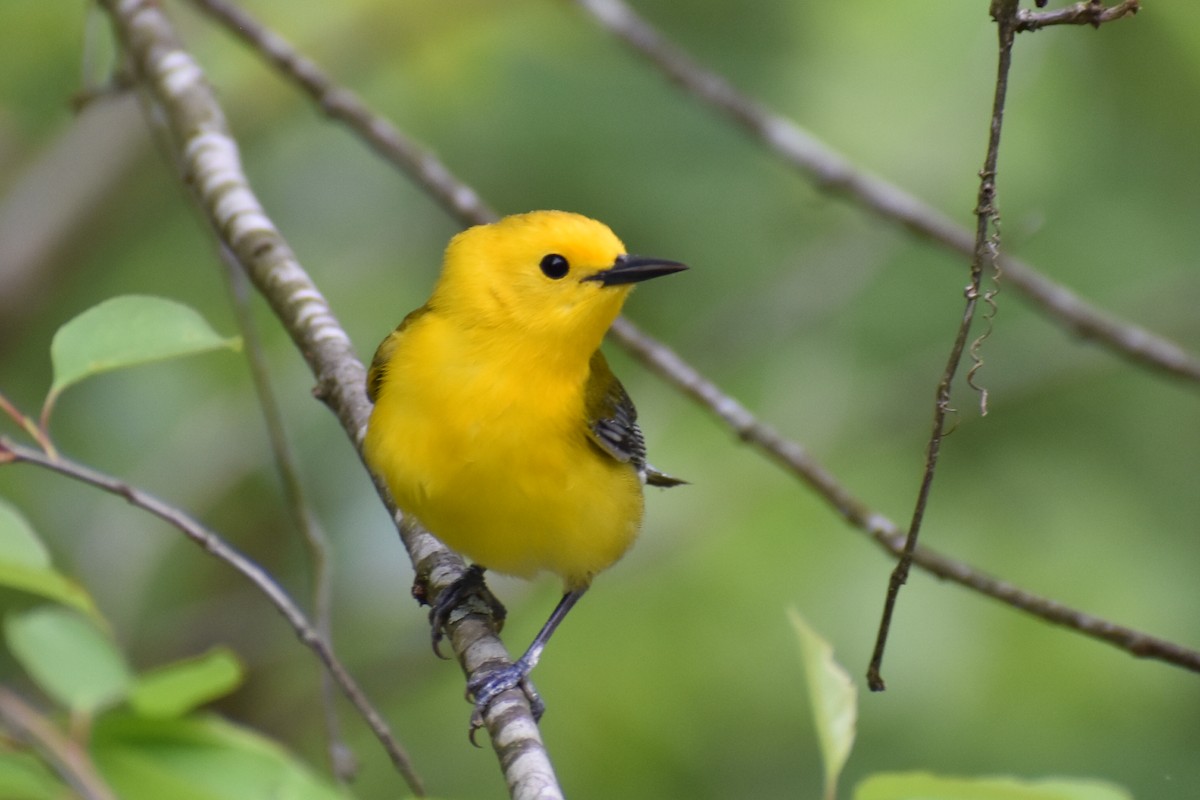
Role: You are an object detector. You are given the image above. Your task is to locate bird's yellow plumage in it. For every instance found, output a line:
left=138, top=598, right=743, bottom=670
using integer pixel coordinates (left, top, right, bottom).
left=363, top=210, right=685, bottom=726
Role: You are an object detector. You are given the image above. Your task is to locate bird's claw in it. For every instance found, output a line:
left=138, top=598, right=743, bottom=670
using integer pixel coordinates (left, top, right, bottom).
left=425, top=565, right=507, bottom=659
left=466, top=664, right=545, bottom=746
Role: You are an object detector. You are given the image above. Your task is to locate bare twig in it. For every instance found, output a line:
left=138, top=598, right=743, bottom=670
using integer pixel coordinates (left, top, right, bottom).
left=217, top=246, right=355, bottom=782
left=1017, top=0, right=1141, bottom=32
left=0, top=390, right=57, bottom=458
left=97, top=1, right=558, bottom=795
left=182, top=0, right=1200, bottom=679
left=610, top=318, right=1200, bottom=674
left=867, top=0, right=1020, bottom=692
left=0, top=687, right=116, bottom=800
left=568, top=0, right=1197, bottom=387
left=0, top=437, right=426, bottom=797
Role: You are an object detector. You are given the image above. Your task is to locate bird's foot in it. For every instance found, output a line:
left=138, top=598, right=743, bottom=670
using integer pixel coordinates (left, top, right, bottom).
left=423, top=564, right=507, bottom=659
left=467, top=662, right=545, bottom=745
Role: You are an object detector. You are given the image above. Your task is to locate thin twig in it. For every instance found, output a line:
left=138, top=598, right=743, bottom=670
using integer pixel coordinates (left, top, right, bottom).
left=867, top=0, right=1020, bottom=692
left=0, top=390, right=57, bottom=459
left=217, top=245, right=355, bottom=782
left=97, top=1, right=558, bottom=795
left=183, top=0, right=1200, bottom=679
left=0, top=437, right=425, bottom=796
left=1017, top=0, right=1141, bottom=32
left=0, top=687, right=116, bottom=800
left=609, top=317, right=1200, bottom=674
left=568, top=0, right=1197, bottom=387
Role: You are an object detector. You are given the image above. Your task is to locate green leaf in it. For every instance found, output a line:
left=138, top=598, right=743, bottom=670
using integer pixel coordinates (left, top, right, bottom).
left=789, top=608, right=856, bottom=800
left=0, top=563, right=99, bottom=617
left=854, top=772, right=1134, bottom=800
left=92, top=713, right=354, bottom=800
left=0, top=501, right=50, bottom=568
left=130, top=646, right=245, bottom=719
left=0, top=750, right=69, bottom=800
left=0, top=501, right=100, bottom=618
left=47, top=295, right=240, bottom=403
left=5, top=606, right=132, bottom=714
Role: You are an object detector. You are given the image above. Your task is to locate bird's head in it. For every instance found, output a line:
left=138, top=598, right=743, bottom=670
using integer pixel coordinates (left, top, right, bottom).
left=431, top=211, right=686, bottom=354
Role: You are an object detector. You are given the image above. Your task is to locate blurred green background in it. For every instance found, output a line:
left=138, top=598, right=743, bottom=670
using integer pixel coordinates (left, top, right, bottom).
left=2, top=1, right=1198, bottom=797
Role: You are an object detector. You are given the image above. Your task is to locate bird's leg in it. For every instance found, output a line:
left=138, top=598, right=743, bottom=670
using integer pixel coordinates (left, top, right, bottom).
left=467, top=587, right=587, bottom=735
left=425, top=564, right=507, bottom=659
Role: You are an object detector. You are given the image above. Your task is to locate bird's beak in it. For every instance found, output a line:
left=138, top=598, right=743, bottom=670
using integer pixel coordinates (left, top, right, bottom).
left=583, top=254, right=688, bottom=286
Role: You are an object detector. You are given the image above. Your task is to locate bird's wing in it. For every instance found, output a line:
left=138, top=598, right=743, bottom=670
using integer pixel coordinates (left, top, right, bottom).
left=584, top=350, right=646, bottom=468
left=585, top=351, right=686, bottom=487
left=366, top=305, right=430, bottom=403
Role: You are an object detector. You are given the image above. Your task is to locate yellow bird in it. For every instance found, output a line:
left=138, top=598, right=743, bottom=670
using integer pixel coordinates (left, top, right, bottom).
left=364, top=210, right=685, bottom=727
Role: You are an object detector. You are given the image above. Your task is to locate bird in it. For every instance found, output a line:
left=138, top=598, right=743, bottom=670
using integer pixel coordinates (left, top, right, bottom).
left=363, top=210, right=686, bottom=731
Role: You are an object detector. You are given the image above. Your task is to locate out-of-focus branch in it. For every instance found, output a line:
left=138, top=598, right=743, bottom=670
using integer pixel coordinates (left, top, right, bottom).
left=1017, top=0, right=1141, bottom=32
left=0, top=687, right=116, bottom=800
left=96, top=1, right=558, bottom=796
left=609, top=318, right=1200, bottom=674
left=217, top=246, right=354, bottom=782
left=568, top=0, right=1199, bottom=387
left=0, top=438, right=424, bottom=796
left=183, top=0, right=1200, bottom=677
left=186, top=0, right=496, bottom=228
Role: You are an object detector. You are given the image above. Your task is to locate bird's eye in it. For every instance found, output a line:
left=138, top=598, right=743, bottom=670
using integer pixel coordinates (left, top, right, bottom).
left=539, top=254, right=570, bottom=279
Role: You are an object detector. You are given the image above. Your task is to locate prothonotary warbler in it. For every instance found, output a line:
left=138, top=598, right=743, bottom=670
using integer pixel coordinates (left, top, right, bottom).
left=363, top=210, right=686, bottom=730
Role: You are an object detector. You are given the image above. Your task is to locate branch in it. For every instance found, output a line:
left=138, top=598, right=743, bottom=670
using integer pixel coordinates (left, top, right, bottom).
left=567, top=0, right=1199, bottom=387
left=1017, top=0, right=1141, bottom=32
left=97, top=1, right=558, bottom=796
left=180, top=0, right=1200, bottom=679
left=608, top=318, right=1200, bottom=674
left=0, top=438, right=425, bottom=797
left=185, top=0, right=496, bottom=228
left=868, top=0, right=1019, bottom=692
left=217, top=246, right=355, bottom=782
left=0, top=687, right=116, bottom=800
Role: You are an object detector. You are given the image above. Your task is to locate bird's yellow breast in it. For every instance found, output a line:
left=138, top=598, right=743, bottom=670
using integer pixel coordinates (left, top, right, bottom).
left=364, top=312, right=644, bottom=589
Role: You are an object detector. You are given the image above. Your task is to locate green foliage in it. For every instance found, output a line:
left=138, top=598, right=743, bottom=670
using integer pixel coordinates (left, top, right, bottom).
left=791, top=607, right=856, bottom=800
left=0, top=521, right=344, bottom=800
left=0, top=500, right=97, bottom=616
left=5, top=605, right=132, bottom=715
left=854, top=773, right=1133, bottom=800
left=0, top=296, right=345, bottom=799
left=790, top=611, right=1132, bottom=800
left=129, top=646, right=244, bottom=720
left=92, top=714, right=350, bottom=800
left=0, top=750, right=65, bottom=800
left=45, top=295, right=241, bottom=420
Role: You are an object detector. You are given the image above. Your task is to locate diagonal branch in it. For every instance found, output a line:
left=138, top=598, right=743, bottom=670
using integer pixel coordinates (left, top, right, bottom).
left=217, top=245, right=354, bottom=781
left=185, top=0, right=496, bottom=228
left=609, top=319, right=1200, bottom=674
left=182, top=0, right=1200, bottom=678
left=0, top=687, right=116, bottom=800
left=567, top=0, right=1200, bottom=387
left=0, top=438, right=425, bottom=797
left=96, top=1, right=557, bottom=797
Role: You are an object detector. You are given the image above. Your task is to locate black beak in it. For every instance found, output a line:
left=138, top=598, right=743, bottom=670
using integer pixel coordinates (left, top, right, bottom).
left=583, top=254, right=688, bottom=286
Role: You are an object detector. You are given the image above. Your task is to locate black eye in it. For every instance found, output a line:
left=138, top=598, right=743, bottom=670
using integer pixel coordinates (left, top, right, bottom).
left=539, top=253, right=570, bottom=279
